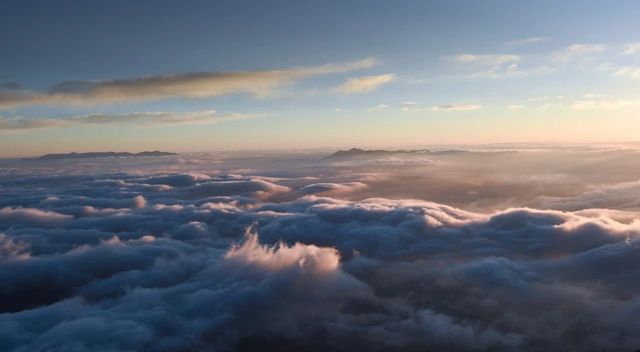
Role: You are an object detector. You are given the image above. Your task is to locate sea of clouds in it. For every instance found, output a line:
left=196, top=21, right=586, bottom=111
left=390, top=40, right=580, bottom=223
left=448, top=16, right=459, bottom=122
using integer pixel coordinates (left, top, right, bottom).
left=1, top=146, right=639, bottom=351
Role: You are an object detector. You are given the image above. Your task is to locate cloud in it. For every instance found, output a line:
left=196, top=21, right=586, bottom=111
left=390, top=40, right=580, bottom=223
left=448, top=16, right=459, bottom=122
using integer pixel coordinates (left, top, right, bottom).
left=448, top=54, right=540, bottom=80
left=0, top=58, right=378, bottom=110
left=400, top=103, right=482, bottom=113
left=451, top=54, right=520, bottom=66
left=505, top=37, right=548, bottom=46
left=0, top=167, right=639, bottom=351
left=506, top=104, right=524, bottom=110
left=623, top=43, right=640, bottom=55
left=333, top=74, right=395, bottom=94
left=0, top=110, right=262, bottom=132
left=614, top=66, right=640, bottom=79
left=430, top=104, right=482, bottom=112
left=367, top=104, right=389, bottom=112
left=551, top=44, right=606, bottom=63
left=298, top=182, right=368, bottom=197
left=0, top=82, right=20, bottom=90
left=1, top=150, right=640, bottom=350
left=528, top=95, right=564, bottom=102
left=571, top=99, right=640, bottom=110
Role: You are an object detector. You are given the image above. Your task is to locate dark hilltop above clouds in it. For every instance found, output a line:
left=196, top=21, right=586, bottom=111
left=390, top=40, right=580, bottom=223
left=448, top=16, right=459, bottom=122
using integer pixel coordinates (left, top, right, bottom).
left=327, top=147, right=465, bottom=158
left=26, top=151, right=177, bottom=161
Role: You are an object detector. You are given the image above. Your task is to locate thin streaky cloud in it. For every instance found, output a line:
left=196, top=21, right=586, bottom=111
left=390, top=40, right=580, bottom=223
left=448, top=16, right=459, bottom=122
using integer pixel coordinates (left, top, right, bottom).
left=0, top=58, right=379, bottom=110
left=451, top=54, right=520, bottom=66
left=551, top=43, right=606, bottom=62
left=0, top=110, right=263, bottom=132
left=367, top=104, right=389, bottom=112
left=403, top=103, right=482, bottom=112
left=333, top=74, right=395, bottom=94
left=623, top=43, right=640, bottom=55
left=572, top=99, right=640, bottom=110
left=505, top=37, right=548, bottom=46
left=615, top=66, right=640, bottom=79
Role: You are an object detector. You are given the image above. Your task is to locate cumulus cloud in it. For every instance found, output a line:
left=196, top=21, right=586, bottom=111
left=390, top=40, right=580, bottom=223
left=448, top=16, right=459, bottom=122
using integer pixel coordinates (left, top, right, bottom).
left=333, top=73, right=395, bottom=94
left=0, top=151, right=639, bottom=351
left=0, top=110, right=262, bottom=132
left=0, top=58, right=378, bottom=110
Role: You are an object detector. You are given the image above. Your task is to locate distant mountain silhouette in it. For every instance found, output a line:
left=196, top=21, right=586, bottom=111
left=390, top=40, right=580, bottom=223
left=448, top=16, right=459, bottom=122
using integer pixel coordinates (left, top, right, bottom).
left=327, top=148, right=464, bottom=158
left=27, top=151, right=177, bottom=160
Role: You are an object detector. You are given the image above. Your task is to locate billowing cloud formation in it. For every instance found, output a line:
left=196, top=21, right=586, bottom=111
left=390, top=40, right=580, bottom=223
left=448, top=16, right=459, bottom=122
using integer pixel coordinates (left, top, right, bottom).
left=0, top=158, right=639, bottom=351
left=0, top=58, right=378, bottom=109
left=0, top=110, right=261, bottom=132
left=333, top=73, right=395, bottom=94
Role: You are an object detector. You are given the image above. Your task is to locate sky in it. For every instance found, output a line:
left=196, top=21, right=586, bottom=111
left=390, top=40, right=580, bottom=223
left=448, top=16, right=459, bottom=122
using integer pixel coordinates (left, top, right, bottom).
left=2, top=0, right=640, bottom=156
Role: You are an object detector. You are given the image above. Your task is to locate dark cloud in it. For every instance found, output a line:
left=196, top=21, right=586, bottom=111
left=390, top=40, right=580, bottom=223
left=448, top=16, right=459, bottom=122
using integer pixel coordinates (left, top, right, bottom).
left=0, top=153, right=639, bottom=351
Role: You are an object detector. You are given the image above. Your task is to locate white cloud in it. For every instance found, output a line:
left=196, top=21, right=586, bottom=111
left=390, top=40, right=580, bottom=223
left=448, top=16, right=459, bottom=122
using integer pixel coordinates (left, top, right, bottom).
left=505, top=37, right=548, bottom=46
left=430, top=104, right=482, bottom=112
left=367, top=104, right=389, bottom=112
left=401, top=103, right=482, bottom=113
left=615, top=66, right=640, bottom=79
left=528, top=95, right=565, bottom=102
left=507, top=104, right=525, bottom=111
left=451, top=54, right=520, bottom=66
left=572, top=99, right=640, bottom=110
left=333, top=73, right=395, bottom=94
left=0, top=58, right=379, bottom=110
left=623, top=43, right=640, bottom=55
left=551, top=44, right=606, bottom=63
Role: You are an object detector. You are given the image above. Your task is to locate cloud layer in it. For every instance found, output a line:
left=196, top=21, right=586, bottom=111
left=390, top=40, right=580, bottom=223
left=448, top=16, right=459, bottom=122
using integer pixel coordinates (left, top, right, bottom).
left=0, top=152, right=639, bottom=351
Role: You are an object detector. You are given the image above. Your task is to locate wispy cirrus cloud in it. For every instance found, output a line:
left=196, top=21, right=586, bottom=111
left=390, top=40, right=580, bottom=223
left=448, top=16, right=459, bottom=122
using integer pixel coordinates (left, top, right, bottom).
left=551, top=43, right=606, bottom=63
left=402, top=103, right=482, bottom=112
left=614, top=66, right=640, bottom=79
left=451, top=54, right=520, bottom=66
left=0, top=110, right=261, bottom=132
left=333, top=73, right=395, bottom=94
left=447, top=54, right=541, bottom=79
left=505, top=37, right=548, bottom=46
left=572, top=99, right=640, bottom=110
left=0, top=58, right=378, bottom=110
left=430, top=103, right=482, bottom=112
left=623, top=43, right=640, bottom=55
left=367, top=104, right=389, bottom=112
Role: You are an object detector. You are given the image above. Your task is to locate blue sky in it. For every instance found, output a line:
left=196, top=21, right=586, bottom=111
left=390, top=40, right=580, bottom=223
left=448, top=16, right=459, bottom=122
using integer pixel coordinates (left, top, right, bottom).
left=2, top=0, right=640, bottom=156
